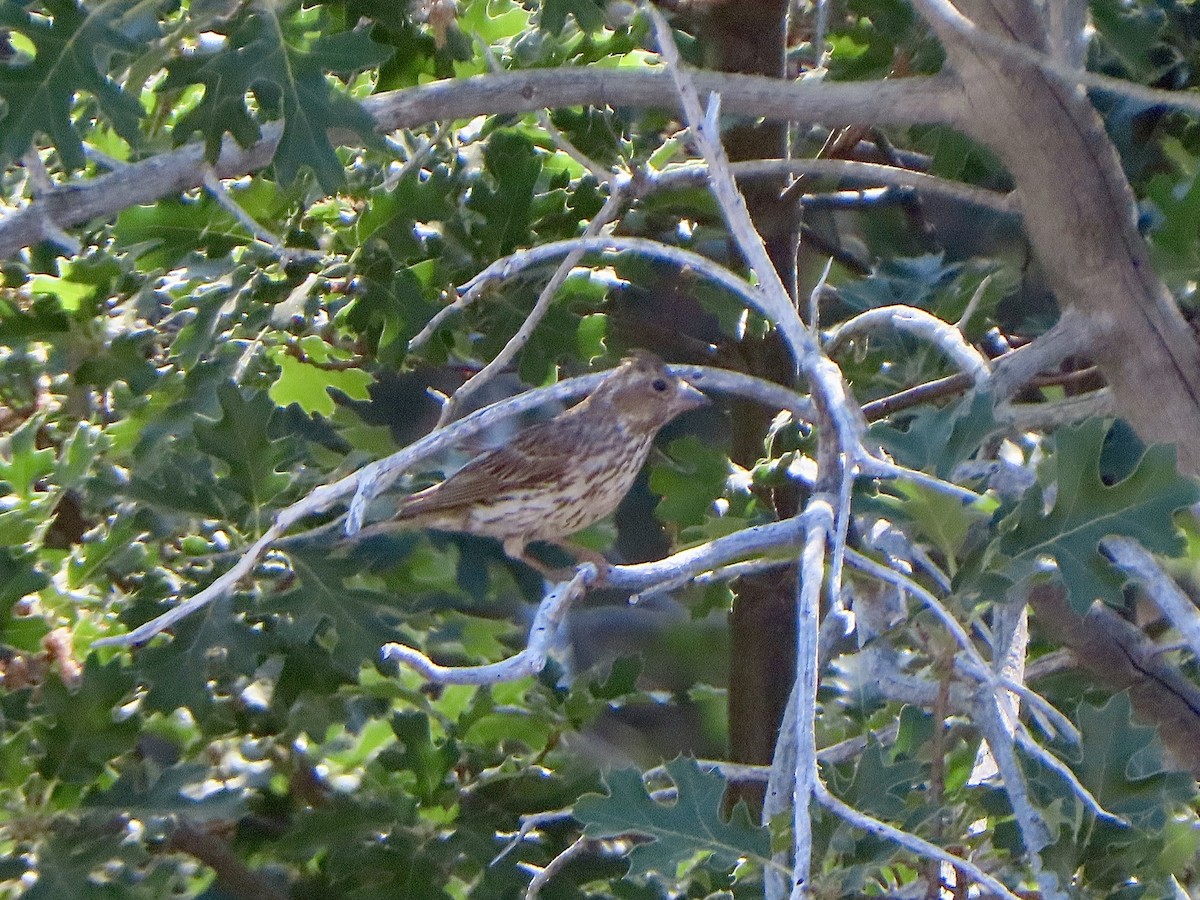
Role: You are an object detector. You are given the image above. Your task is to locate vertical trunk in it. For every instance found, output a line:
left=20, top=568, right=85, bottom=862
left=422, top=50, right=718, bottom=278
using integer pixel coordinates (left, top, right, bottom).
left=703, top=0, right=801, bottom=814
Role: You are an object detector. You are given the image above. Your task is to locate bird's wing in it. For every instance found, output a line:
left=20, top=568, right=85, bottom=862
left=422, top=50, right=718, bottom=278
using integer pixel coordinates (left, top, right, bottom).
left=395, top=420, right=578, bottom=517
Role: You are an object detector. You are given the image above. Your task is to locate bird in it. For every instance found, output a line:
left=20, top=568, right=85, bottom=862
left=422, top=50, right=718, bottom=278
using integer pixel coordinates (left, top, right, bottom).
left=360, top=351, right=708, bottom=570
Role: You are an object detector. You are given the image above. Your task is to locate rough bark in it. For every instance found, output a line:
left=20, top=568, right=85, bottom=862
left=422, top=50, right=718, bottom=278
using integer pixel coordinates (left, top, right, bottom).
left=920, top=0, right=1200, bottom=773
left=925, top=0, right=1200, bottom=473
left=1030, top=584, right=1200, bottom=775
left=702, top=0, right=800, bottom=817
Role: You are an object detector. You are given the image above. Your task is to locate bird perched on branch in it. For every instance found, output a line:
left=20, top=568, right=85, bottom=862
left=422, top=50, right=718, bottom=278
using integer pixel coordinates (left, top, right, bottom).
left=361, top=351, right=708, bottom=569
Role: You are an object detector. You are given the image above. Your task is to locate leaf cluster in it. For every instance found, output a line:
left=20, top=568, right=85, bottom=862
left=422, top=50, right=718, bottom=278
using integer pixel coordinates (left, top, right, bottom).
left=0, top=1, right=1197, bottom=898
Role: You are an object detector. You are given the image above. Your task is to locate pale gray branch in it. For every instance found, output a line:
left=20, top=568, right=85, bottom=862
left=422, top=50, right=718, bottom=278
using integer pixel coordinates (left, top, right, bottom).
left=407, top=235, right=772, bottom=352
left=1102, top=536, right=1200, bottom=665
left=0, top=69, right=960, bottom=260
left=825, top=304, right=992, bottom=386
left=990, top=307, right=1093, bottom=401
left=813, top=779, right=1022, bottom=900
left=792, top=498, right=831, bottom=898
left=650, top=159, right=1015, bottom=215
left=382, top=567, right=595, bottom=686
left=435, top=185, right=629, bottom=425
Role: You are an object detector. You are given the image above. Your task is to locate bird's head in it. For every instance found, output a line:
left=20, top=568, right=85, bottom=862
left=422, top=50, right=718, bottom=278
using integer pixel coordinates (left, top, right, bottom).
left=594, top=350, right=709, bottom=432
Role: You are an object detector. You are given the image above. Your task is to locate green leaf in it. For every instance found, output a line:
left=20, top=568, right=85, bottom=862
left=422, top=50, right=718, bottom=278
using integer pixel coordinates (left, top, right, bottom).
left=649, top=435, right=729, bottom=528
left=258, top=548, right=409, bottom=676
left=998, top=420, right=1200, bottom=610
left=377, top=711, right=458, bottom=803
left=466, top=129, right=542, bottom=257
left=0, top=292, right=69, bottom=343
left=38, top=656, right=139, bottom=783
left=539, top=0, right=605, bottom=34
left=137, top=593, right=270, bottom=723
left=85, top=760, right=246, bottom=822
left=574, top=756, right=770, bottom=875
left=1090, top=0, right=1172, bottom=82
left=0, top=547, right=49, bottom=652
left=838, top=254, right=961, bottom=312
left=162, top=6, right=391, bottom=192
left=1075, top=694, right=1196, bottom=829
left=114, top=196, right=248, bottom=268
left=0, top=414, right=55, bottom=497
left=875, top=479, right=992, bottom=573
left=589, top=654, right=643, bottom=701
left=270, top=350, right=373, bottom=417
left=827, top=739, right=922, bottom=820
left=0, top=0, right=150, bottom=168
left=1037, top=694, right=1198, bottom=893
left=27, top=274, right=95, bottom=313
left=194, top=383, right=297, bottom=510
left=871, top=388, right=996, bottom=477
left=282, top=797, right=453, bottom=899
left=22, top=815, right=151, bottom=898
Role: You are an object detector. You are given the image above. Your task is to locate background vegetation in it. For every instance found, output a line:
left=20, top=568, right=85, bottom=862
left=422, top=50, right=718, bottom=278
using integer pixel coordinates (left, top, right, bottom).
left=1, top=0, right=1200, bottom=897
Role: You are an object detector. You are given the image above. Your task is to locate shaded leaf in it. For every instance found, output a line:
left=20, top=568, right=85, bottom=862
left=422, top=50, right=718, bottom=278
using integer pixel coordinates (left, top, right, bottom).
left=998, top=420, right=1199, bottom=610
left=38, top=656, right=139, bottom=784
left=466, top=129, right=542, bottom=257
left=871, top=388, right=996, bottom=477
left=575, top=756, right=770, bottom=875
left=163, top=7, right=390, bottom=191
left=0, top=0, right=150, bottom=168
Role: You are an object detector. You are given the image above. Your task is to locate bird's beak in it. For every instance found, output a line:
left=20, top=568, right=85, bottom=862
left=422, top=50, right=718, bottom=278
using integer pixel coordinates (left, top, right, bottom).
left=676, top=379, right=709, bottom=411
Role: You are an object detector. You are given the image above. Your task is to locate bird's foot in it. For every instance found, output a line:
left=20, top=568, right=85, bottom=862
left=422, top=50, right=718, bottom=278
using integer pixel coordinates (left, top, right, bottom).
left=521, top=543, right=610, bottom=586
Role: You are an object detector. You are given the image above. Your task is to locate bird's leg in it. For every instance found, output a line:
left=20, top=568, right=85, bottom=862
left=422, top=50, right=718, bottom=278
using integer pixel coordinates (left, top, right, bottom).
left=536, top=540, right=611, bottom=585
left=504, top=537, right=610, bottom=584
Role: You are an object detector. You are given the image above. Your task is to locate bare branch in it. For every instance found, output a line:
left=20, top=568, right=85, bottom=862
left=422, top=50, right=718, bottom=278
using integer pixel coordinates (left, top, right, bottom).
left=971, top=691, right=1058, bottom=896
left=989, top=307, right=1093, bottom=401
left=997, top=389, right=1115, bottom=431
left=523, top=836, right=589, bottom=900
left=792, top=498, right=832, bottom=897
left=436, top=184, right=629, bottom=425
left=382, top=568, right=595, bottom=685
left=406, top=235, right=780, bottom=353
left=813, top=779, right=1022, bottom=900
left=825, top=304, right=992, bottom=386
left=649, top=159, right=1015, bottom=215
left=1101, top=536, right=1200, bottom=666
left=0, top=69, right=960, bottom=260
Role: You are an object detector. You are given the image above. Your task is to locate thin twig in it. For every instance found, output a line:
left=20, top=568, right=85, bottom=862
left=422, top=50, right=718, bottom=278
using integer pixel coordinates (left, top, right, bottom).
left=956, top=273, right=994, bottom=332
left=382, top=567, right=594, bottom=685
left=407, top=234, right=773, bottom=352
left=523, top=836, right=589, bottom=899
left=381, top=120, right=455, bottom=191
left=436, top=184, right=629, bottom=425
left=814, top=780, right=1023, bottom=900
left=824, top=305, right=992, bottom=386
left=647, top=159, right=1015, bottom=216
left=200, top=164, right=285, bottom=253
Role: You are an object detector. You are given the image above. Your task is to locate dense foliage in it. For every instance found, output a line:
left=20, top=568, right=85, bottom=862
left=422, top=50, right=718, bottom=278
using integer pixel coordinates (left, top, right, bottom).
left=0, top=1, right=1199, bottom=898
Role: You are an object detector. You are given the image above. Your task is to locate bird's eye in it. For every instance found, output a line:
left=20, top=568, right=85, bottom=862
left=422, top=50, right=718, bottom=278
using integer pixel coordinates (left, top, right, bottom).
left=652, top=378, right=668, bottom=392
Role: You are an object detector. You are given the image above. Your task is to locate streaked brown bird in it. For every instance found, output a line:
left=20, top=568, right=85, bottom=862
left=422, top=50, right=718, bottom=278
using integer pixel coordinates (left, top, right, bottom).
left=366, top=351, right=707, bottom=568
